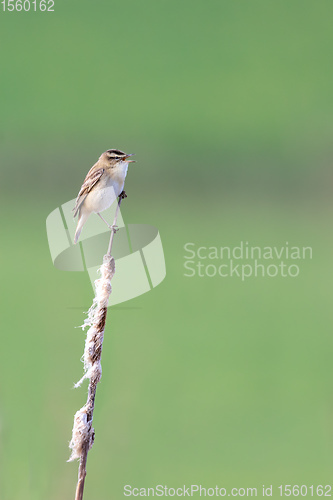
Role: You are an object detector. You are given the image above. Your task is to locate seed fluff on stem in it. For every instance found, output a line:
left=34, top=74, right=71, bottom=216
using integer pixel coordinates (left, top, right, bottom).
left=68, top=193, right=125, bottom=500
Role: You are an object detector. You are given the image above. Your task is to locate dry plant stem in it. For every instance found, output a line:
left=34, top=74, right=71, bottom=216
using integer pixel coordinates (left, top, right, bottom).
left=72, top=196, right=123, bottom=500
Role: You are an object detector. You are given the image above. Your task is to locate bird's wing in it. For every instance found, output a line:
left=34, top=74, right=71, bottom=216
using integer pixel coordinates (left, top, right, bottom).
left=73, top=165, right=104, bottom=217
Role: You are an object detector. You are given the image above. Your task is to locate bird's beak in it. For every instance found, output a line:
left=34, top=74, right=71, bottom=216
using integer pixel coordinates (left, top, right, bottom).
left=125, top=153, right=136, bottom=163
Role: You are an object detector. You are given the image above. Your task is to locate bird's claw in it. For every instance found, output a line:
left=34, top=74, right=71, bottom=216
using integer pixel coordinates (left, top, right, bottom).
left=119, top=190, right=127, bottom=200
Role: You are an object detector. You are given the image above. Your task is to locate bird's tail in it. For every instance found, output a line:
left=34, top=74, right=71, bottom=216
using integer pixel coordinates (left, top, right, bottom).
left=74, top=211, right=88, bottom=244
left=74, top=225, right=82, bottom=244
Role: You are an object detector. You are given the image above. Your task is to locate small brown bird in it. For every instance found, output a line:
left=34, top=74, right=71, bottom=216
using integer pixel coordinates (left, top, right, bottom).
left=73, top=149, right=135, bottom=243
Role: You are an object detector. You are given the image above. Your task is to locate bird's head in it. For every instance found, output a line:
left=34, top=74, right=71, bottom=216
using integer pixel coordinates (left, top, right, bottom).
left=100, top=149, right=135, bottom=167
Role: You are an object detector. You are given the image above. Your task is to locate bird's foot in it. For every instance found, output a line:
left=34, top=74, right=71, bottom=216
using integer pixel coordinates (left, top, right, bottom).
left=111, top=224, right=119, bottom=233
left=119, top=190, right=127, bottom=200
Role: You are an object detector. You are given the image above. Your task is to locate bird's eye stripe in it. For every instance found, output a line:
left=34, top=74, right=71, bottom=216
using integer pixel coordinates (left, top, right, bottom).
left=107, top=149, right=125, bottom=157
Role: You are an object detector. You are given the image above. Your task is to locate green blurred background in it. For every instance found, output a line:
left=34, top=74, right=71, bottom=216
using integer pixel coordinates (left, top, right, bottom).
left=1, top=1, right=333, bottom=498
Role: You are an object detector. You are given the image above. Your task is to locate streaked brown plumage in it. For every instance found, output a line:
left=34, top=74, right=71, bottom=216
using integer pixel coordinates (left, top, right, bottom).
left=73, top=149, right=135, bottom=243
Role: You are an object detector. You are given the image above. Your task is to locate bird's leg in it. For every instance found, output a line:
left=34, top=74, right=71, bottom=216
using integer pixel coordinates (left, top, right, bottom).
left=119, top=190, right=127, bottom=200
left=97, top=212, right=112, bottom=228
left=97, top=212, right=119, bottom=232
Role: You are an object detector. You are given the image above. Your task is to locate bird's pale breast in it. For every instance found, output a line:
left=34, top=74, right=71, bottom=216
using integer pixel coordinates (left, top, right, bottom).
left=84, top=161, right=128, bottom=214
